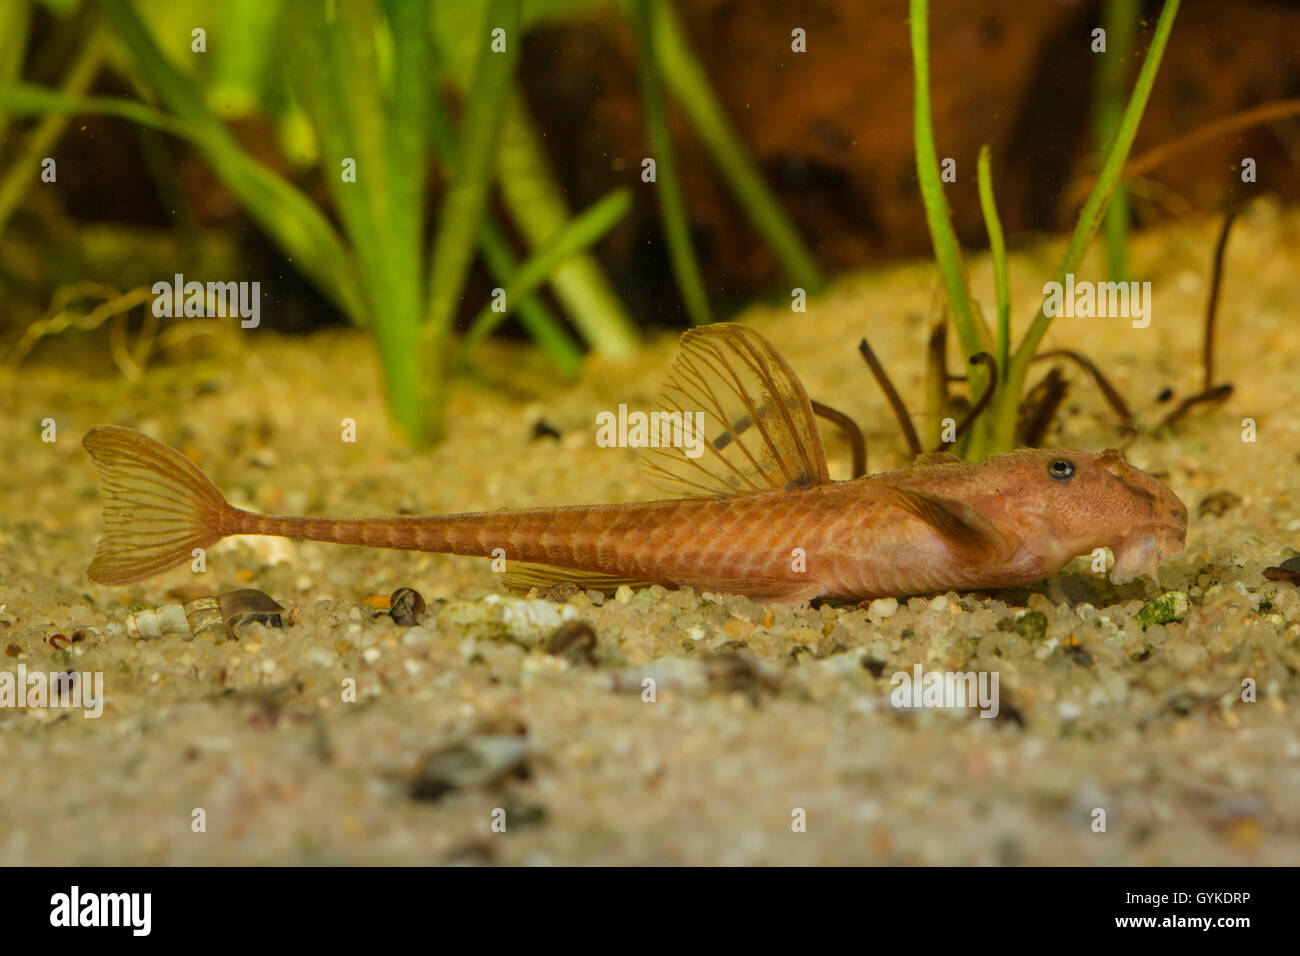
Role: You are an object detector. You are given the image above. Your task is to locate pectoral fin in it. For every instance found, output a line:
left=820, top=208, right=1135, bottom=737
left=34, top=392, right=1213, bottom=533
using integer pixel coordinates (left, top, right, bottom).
left=502, top=562, right=655, bottom=595
left=886, top=487, right=1011, bottom=557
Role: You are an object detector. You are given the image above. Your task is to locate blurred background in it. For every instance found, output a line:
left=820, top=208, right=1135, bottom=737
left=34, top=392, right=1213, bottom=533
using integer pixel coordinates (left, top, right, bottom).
left=2, top=0, right=1297, bottom=442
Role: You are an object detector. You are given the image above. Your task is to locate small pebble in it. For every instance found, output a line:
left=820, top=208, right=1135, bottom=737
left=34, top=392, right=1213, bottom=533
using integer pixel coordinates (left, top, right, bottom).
left=1263, top=557, right=1300, bottom=586
left=408, top=735, right=530, bottom=802
left=1014, top=611, right=1049, bottom=641
left=401, top=625, right=435, bottom=647
left=531, top=419, right=562, bottom=440
left=867, top=597, right=899, bottom=620
left=539, top=581, right=582, bottom=603
left=543, top=620, right=597, bottom=664
left=1136, top=591, right=1190, bottom=628
left=1197, top=490, right=1242, bottom=518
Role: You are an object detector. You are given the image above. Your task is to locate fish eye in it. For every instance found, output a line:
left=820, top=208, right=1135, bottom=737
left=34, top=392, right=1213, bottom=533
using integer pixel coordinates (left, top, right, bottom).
left=1048, top=459, right=1076, bottom=481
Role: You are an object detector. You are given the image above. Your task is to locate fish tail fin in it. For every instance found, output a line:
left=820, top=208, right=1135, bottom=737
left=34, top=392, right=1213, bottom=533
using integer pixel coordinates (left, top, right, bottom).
left=82, top=425, right=235, bottom=586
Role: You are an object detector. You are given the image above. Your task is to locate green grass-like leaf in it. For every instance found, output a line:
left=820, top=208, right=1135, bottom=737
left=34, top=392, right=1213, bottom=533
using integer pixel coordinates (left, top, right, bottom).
left=648, top=0, right=823, bottom=295
left=909, top=0, right=987, bottom=401
left=96, top=0, right=366, bottom=321
left=426, top=0, right=518, bottom=339
left=425, top=65, right=582, bottom=375
left=909, top=0, right=1179, bottom=456
left=495, top=85, right=639, bottom=359
left=459, top=187, right=633, bottom=359
left=990, top=0, right=1181, bottom=452
left=976, top=145, right=1010, bottom=387
left=631, top=0, right=711, bottom=326
left=1096, top=0, right=1138, bottom=283
left=0, top=81, right=365, bottom=323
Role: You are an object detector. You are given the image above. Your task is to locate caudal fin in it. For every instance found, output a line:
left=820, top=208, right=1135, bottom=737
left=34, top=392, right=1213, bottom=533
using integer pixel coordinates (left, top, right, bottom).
left=82, top=426, right=232, bottom=586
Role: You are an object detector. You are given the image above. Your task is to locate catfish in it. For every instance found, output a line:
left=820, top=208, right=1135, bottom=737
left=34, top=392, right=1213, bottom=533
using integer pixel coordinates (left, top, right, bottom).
left=82, top=323, right=1187, bottom=601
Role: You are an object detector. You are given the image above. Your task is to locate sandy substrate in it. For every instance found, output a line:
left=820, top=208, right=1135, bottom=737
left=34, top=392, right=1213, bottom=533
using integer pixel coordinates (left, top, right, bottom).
left=1, top=203, right=1298, bottom=865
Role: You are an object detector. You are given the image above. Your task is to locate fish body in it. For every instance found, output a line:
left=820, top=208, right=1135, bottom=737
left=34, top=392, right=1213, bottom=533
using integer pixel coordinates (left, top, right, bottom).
left=82, top=324, right=1188, bottom=601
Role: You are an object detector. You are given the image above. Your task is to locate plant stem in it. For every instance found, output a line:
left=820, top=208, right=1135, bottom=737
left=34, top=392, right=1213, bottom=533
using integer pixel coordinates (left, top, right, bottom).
left=991, top=0, right=1180, bottom=454
left=976, top=145, right=1010, bottom=388
left=0, top=25, right=106, bottom=235
left=649, top=0, right=823, bottom=293
left=459, top=189, right=632, bottom=359
left=631, top=0, right=712, bottom=326
left=1096, top=0, right=1138, bottom=282
left=425, top=74, right=582, bottom=374
left=496, top=86, right=639, bottom=359
left=426, top=0, right=518, bottom=339
left=909, top=0, right=987, bottom=402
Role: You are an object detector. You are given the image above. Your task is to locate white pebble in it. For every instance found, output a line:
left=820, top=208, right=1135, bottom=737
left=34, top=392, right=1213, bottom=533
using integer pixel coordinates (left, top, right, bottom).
left=401, top=625, right=435, bottom=647
left=868, top=597, right=899, bottom=620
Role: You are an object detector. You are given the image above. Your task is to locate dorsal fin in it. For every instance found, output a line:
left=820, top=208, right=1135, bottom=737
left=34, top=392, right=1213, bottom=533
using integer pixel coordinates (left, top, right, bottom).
left=886, top=487, right=1010, bottom=555
left=641, top=323, right=830, bottom=498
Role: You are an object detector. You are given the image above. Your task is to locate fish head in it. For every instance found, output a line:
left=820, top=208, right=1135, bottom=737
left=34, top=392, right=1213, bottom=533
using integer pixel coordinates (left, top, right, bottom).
left=993, top=448, right=1188, bottom=584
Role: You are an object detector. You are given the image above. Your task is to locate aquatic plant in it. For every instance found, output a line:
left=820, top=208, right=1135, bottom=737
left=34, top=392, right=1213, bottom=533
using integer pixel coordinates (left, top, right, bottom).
left=630, top=0, right=825, bottom=302
left=1, top=0, right=638, bottom=444
left=908, top=0, right=1181, bottom=459
left=1094, top=0, right=1138, bottom=283
left=1, top=0, right=824, bottom=448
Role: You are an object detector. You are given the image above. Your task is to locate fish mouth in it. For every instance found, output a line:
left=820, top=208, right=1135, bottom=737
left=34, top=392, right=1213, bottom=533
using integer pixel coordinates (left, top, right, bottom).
left=1109, top=523, right=1187, bottom=585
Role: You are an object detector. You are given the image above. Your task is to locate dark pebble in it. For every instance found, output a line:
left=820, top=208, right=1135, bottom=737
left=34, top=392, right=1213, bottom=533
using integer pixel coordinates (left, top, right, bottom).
left=543, top=620, right=597, bottom=663
left=531, top=419, right=562, bottom=440
left=1197, top=490, right=1242, bottom=518
left=1263, top=556, right=1300, bottom=586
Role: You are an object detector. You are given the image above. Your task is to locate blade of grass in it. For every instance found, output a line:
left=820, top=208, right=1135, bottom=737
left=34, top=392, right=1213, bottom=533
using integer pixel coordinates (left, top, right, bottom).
left=96, top=0, right=365, bottom=320
left=426, top=0, right=516, bottom=333
left=284, top=3, right=378, bottom=297
left=923, top=320, right=948, bottom=450
left=382, top=0, right=434, bottom=441
left=630, top=0, right=711, bottom=326
left=991, top=0, right=1180, bottom=453
left=208, top=0, right=284, bottom=117
left=496, top=85, right=639, bottom=359
left=647, top=0, right=823, bottom=293
left=1096, top=0, right=1138, bottom=282
left=976, top=145, right=1010, bottom=382
left=909, top=0, right=987, bottom=401
left=477, top=221, right=583, bottom=375
left=0, top=82, right=365, bottom=322
left=0, top=23, right=106, bottom=235
left=425, top=65, right=581, bottom=374
left=459, top=188, right=632, bottom=360
left=0, top=0, right=31, bottom=143
left=287, top=0, right=428, bottom=441
left=423, top=0, right=520, bottom=438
